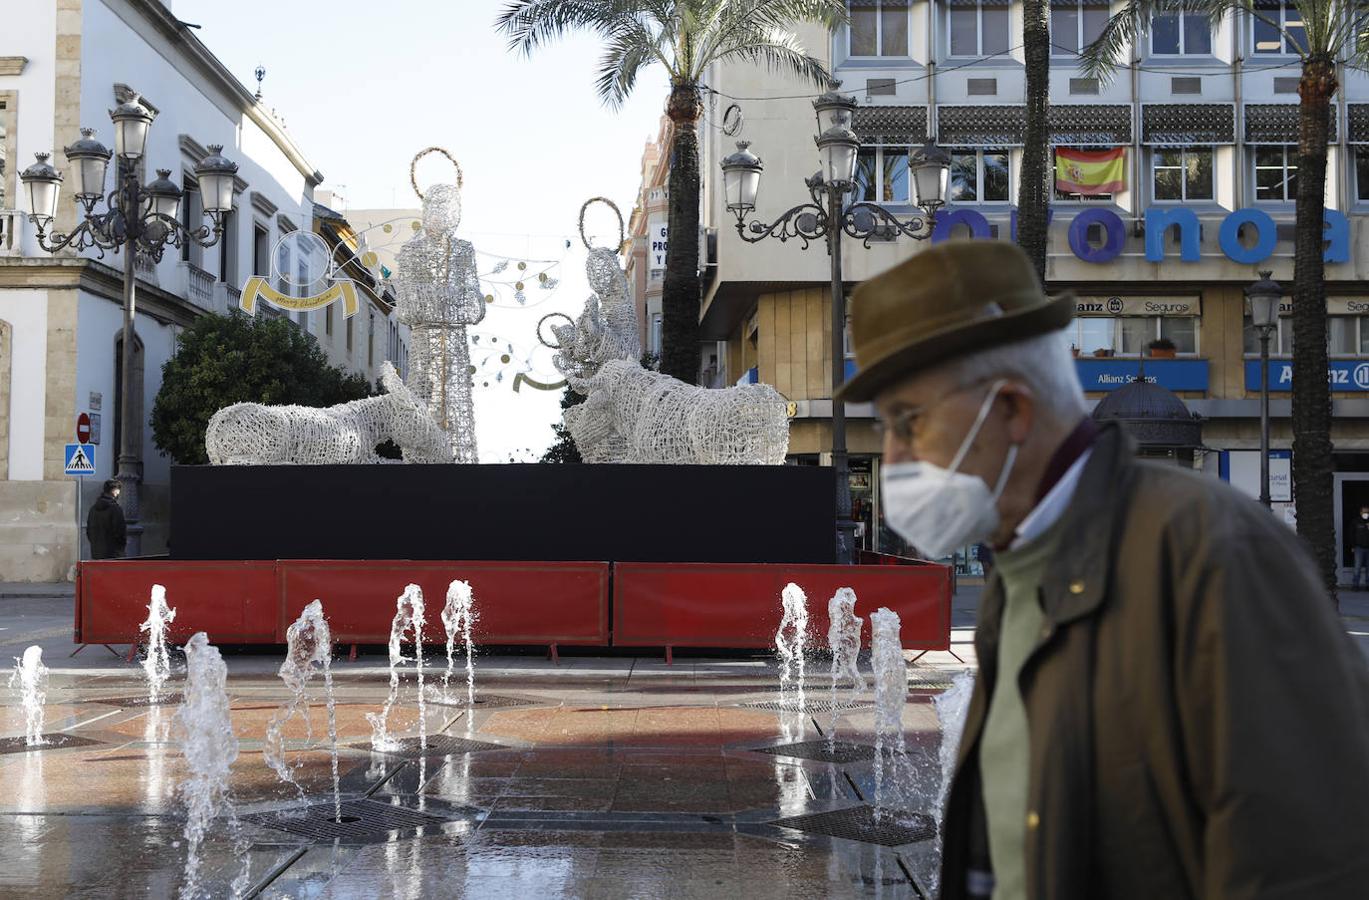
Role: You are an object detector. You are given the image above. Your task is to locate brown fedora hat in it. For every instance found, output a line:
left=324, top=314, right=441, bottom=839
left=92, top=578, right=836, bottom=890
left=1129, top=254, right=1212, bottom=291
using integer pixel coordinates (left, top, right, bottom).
left=835, top=240, right=1075, bottom=404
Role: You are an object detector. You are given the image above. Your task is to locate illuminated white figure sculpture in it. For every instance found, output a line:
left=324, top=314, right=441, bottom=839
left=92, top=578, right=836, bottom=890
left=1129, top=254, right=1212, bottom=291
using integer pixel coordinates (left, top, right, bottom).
left=549, top=198, right=788, bottom=465
left=205, top=362, right=452, bottom=465
left=394, top=147, right=484, bottom=463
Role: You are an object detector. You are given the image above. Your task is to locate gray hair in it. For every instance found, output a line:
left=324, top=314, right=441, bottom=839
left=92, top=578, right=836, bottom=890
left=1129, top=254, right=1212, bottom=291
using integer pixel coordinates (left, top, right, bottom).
left=940, top=329, right=1087, bottom=424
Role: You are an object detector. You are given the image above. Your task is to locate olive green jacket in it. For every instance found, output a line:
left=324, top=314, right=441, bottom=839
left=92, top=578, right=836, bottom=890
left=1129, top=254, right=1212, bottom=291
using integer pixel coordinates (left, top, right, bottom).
left=940, top=424, right=1369, bottom=900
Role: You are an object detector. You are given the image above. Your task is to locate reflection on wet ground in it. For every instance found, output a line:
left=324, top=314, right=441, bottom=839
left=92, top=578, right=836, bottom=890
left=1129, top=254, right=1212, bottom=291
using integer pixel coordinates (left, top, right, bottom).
left=0, top=655, right=961, bottom=898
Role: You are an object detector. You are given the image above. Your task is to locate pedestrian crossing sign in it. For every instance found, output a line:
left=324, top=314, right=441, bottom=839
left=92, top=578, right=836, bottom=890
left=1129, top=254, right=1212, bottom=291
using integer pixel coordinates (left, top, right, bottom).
left=64, top=443, right=96, bottom=476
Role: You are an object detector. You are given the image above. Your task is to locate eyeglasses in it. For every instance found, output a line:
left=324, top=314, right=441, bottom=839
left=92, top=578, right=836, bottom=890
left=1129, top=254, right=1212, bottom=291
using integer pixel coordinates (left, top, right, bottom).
left=873, top=379, right=995, bottom=447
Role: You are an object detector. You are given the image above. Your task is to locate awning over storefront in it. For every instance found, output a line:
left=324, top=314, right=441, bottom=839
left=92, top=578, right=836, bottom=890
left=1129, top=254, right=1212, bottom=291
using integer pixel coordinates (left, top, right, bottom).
left=1142, top=103, right=1235, bottom=146
left=937, top=104, right=1131, bottom=147
left=1244, top=104, right=1337, bottom=143
left=852, top=105, right=928, bottom=145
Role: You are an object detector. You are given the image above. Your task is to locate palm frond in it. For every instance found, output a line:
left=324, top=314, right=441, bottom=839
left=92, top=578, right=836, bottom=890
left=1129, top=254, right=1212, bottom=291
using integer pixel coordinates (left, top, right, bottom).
left=595, top=19, right=667, bottom=108
left=716, top=30, right=832, bottom=87
left=494, top=0, right=638, bottom=55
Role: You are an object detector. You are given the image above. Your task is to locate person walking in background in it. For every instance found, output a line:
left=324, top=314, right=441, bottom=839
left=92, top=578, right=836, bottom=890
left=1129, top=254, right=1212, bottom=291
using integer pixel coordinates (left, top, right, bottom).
left=838, top=240, right=1369, bottom=900
left=87, top=479, right=127, bottom=560
left=1353, top=506, right=1369, bottom=590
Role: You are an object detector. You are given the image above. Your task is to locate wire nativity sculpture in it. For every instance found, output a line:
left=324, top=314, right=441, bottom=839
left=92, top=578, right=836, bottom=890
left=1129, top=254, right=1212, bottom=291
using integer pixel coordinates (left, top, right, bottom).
left=205, top=361, right=452, bottom=465
left=393, top=147, right=485, bottom=463
left=546, top=198, right=789, bottom=465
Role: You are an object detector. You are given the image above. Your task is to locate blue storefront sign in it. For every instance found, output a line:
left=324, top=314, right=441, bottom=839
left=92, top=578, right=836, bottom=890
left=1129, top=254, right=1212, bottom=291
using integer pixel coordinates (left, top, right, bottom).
left=1074, top=358, right=1209, bottom=392
left=1245, top=359, right=1369, bottom=391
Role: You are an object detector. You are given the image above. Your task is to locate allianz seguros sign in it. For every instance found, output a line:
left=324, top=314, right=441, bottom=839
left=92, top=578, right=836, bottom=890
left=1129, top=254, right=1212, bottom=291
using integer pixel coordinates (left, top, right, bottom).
left=1074, top=295, right=1199, bottom=317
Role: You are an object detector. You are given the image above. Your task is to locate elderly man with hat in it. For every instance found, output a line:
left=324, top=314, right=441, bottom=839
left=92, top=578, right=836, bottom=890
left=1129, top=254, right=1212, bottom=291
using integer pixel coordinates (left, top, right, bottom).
left=839, top=240, right=1369, bottom=900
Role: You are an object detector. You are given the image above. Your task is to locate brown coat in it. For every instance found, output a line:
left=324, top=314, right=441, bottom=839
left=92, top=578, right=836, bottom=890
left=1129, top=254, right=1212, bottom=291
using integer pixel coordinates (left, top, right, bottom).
left=940, top=424, right=1369, bottom=900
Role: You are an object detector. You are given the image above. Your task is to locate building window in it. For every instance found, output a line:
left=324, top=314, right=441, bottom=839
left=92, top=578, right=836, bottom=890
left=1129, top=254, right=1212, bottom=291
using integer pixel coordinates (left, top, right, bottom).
left=855, top=146, right=910, bottom=203
left=368, top=310, right=376, bottom=366
left=1152, top=147, right=1214, bottom=201
left=346, top=314, right=353, bottom=354
left=650, top=313, right=662, bottom=355
left=0, top=99, right=10, bottom=209
left=1253, top=0, right=1307, bottom=54
left=252, top=223, right=270, bottom=277
left=1052, top=147, right=1117, bottom=202
left=1355, top=147, right=1369, bottom=202
left=949, top=148, right=1011, bottom=203
left=179, top=177, right=201, bottom=265
left=326, top=303, right=334, bottom=337
left=849, top=1, right=910, bottom=58
left=1254, top=146, right=1297, bottom=202
left=1243, top=316, right=1369, bottom=356
left=947, top=0, right=1009, bottom=58
left=217, top=208, right=236, bottom=284
left=1151, top=12, right=1212, bottom=55
left=1069, top=316, right=1198, bottom=356
left=1051, top=0, right=1110, bottom=58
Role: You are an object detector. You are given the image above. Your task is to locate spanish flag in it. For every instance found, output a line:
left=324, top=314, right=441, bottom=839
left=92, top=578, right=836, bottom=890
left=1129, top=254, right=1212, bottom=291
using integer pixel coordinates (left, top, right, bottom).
left=1055, top=147, right=1127, bottom=195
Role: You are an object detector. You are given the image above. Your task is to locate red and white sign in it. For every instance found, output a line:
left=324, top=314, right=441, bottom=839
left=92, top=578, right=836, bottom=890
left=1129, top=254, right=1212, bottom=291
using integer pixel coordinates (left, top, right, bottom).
left=76, top=413, right=91, bottom=444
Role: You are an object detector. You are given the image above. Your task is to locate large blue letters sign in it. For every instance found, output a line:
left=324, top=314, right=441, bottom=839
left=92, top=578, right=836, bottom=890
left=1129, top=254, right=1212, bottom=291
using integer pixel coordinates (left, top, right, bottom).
left=1245, top=359, right=1369, bottom=392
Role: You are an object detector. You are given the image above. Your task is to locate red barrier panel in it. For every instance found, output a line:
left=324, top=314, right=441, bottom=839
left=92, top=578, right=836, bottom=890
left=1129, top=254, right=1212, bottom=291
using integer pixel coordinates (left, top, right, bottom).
left=612, top=562, right=952, bottom=650
left=77, top=560, right=278, bottom=645
left=278, top=560, right=610, bottom=646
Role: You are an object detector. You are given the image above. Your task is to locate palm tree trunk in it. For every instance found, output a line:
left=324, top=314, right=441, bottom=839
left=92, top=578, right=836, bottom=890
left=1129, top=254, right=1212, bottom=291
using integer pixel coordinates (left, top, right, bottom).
left=1017, top=0, right=1051, bottom=286
left=1292, top=55, right=1338, bottom=604
left=661, top=81, right=703, bottom=385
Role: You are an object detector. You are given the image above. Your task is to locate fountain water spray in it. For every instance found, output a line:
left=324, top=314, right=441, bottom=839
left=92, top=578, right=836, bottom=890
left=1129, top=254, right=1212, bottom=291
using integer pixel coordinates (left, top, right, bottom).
left=175, top=632, right=240, bottom=900
left=139, top=584, right=177, bottom=702
left=775, top=583, right=809, bottom=712
left=9, top=645, right=48, bottom=746
left=264, top=601, right=340, bottom=821
left=440, top=580, right=477, bottom=705
left=826, top=588, right=866, bottom=746
left=927, top=669, right=976, bottom=894
left=870, top=608, right=911, bottom=822
left=365, top=585, right=426, bottom=751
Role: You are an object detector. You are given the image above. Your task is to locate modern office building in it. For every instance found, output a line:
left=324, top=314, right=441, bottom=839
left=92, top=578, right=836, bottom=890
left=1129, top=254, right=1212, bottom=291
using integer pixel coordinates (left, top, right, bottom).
left=697, top=5, right=1369, bottom=579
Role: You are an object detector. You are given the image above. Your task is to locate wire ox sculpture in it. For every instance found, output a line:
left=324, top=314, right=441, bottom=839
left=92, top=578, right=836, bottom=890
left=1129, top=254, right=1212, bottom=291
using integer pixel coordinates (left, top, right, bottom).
left=393, top=147, right=484, bottom=463
left=205, top=362, right=452, bottom=465
left=544, top=198, right=789, bottom=465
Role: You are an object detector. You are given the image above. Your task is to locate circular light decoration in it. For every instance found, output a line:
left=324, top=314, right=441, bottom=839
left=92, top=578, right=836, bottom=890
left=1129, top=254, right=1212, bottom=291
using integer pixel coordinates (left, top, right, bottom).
left=238, top=230, right=360, bottom=318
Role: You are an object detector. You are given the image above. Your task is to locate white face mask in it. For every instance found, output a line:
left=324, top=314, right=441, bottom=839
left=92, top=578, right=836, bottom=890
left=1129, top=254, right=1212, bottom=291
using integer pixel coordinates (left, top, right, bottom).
left=881, top=380, right=1018, bottom=559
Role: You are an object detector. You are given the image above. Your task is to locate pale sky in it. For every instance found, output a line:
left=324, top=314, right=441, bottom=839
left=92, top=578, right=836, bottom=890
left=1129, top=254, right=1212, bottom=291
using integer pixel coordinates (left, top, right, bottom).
left=176, top=0, right=670, bottom=461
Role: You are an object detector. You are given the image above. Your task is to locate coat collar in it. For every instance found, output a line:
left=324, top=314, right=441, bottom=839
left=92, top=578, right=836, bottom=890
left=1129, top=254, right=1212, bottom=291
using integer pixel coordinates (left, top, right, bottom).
left=1034, top=423, right=1136, bottom=626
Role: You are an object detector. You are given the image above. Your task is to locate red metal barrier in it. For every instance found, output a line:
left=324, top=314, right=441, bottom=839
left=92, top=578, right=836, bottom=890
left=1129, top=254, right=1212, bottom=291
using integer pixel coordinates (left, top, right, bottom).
left=612, top=562, right=952, bottom=650
left=77, top=559, right=278, bottom=645
left=277, top=560, right=609, bottom=646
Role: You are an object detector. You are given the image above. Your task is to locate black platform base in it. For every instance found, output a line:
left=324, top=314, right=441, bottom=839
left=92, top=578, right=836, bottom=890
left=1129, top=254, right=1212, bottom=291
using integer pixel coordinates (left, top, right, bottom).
left=170, top=463, right=837, bottom=564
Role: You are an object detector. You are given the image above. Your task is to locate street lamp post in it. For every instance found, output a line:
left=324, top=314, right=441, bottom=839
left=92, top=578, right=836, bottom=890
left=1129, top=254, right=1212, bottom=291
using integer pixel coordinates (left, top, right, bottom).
left=1247, top=271, right=1283, bottom=509
left=21, top=95, right=237, bottom=556
left=720, top=86, right=950, bottom=565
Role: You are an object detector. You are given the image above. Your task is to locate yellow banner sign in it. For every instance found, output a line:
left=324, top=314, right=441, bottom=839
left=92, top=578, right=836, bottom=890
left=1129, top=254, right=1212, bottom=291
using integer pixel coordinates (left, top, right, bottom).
left=239, top=276, right=359, bottom=317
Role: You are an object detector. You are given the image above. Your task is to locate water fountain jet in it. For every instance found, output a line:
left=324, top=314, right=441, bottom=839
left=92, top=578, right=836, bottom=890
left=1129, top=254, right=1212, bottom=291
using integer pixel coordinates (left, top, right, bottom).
left=9, top=645, right=48, bottom=746
left=870, top=608, right=911, bottom=822
left=365, top=584, right=426, bottom=751
left=775, top=583, right=809, bottom=712
left=139, top=584, right=177, bottom=702
left=825, top=587, right=865, bottom=745
left=440, top=580, right=477, bottom=705
left=175, top=632, right=238, bottom=900
left=264, top=600, right=340, bottom=821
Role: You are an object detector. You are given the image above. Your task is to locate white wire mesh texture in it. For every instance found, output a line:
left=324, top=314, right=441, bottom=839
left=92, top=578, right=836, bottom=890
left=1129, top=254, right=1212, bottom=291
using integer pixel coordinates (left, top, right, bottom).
left=205, top=362, right=453, bottom=465
left=392, top=148, right=483, bottom=463
left=550, top=225, right=789, bottom=466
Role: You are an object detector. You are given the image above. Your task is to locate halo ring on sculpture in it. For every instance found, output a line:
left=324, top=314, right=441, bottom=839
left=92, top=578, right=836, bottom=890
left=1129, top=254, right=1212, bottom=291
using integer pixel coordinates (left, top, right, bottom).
left=578, top=197, right=626, bottom=252
left=537, top=312, right=575, bottom=349
left=411, top=146, right=464, bottom=199
left=271, top=230, right=335, bottom=289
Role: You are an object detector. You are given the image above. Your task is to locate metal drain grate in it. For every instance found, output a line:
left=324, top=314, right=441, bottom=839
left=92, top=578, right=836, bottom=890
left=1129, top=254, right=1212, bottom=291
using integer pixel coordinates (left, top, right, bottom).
left=88, top=693, right=185, bottom=708
left=738, top=699, right=873, bottom=714
left=907, top=673, right=954, bottom=690
left=425, top=693, right=540, bottom=710
left=345, top=734, right=508, bottom=758
left=769, top=805, right=937, bottom=847
left=751, top=740, right=876, bottom=764
left=0, top=734, right=104, bottom=755
left=242, top=798, right=472, bottom=844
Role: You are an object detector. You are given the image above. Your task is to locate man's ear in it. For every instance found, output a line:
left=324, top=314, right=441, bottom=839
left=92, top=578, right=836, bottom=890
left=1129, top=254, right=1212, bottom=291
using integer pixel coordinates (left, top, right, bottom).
left=1000, top=381, right=1035, bottom=445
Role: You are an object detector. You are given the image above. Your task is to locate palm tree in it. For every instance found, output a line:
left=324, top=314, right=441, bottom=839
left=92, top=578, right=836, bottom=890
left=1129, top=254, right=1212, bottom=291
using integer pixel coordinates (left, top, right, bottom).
left=496, top=1, right=846, bottom=385
left=1019, top=0, right=1053, bottom=285
left=1082, top=1, right=1361, bottom=599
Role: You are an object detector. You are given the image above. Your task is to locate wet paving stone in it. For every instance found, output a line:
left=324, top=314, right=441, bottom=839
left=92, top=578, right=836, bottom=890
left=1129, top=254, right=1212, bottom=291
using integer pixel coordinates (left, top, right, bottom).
left=0, top=733, right=104, bottom=754
left=770, top=804, right=938, bottom=847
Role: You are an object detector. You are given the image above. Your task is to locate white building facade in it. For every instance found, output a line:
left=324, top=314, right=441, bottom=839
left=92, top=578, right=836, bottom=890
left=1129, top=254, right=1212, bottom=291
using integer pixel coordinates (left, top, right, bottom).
left=699, top=5, right=1369, bottom=578
left=0, top=0, right=400, bottom=581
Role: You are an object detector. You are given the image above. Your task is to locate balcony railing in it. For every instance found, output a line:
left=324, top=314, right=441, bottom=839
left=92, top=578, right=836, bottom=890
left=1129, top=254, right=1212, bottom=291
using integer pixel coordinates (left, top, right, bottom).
left=0, top=209, right=19, bottom=255
left=181, top=262, right=215, bottom=309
